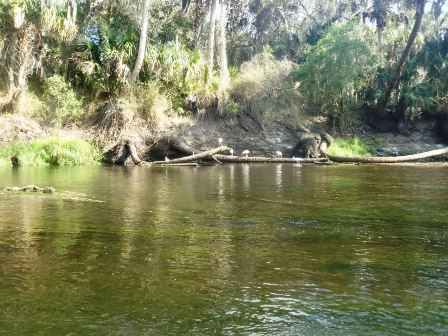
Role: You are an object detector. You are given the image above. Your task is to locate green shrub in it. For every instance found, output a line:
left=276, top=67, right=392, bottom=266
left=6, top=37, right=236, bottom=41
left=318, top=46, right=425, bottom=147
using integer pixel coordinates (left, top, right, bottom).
left=293, top=22, right=379, bottom=130
left=144, top=43, right=208, bottom=96
left=228, top=66, right=239, bottom=79
left=327, top=137, right=371, bottom=157
left=41, top=75, right=84, bottom=127
left=0, top=138, right=101, bottom=166
left=224, top=98, right=241, bottom=114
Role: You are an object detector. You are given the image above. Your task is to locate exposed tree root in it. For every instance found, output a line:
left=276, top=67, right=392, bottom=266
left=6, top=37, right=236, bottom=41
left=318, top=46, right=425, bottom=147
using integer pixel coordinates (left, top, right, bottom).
left=103, top=139, right=141, bottom=165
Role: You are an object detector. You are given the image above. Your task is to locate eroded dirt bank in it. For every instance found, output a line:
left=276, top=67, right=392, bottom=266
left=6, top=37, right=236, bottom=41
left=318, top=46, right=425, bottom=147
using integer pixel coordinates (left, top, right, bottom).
left=1, top=113, right=447, bottom=163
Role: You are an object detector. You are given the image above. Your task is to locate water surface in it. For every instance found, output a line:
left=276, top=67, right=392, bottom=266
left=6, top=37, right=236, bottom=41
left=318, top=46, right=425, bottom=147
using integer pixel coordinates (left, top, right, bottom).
left=0, top=164, right=447, bottom=335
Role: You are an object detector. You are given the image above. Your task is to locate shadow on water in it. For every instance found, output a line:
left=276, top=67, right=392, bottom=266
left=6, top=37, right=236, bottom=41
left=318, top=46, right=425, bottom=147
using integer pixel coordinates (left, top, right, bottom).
left=0, top=164, right=447, bottom=335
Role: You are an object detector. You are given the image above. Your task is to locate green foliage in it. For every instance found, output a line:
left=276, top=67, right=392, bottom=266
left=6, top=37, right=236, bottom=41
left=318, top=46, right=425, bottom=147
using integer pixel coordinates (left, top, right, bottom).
left=70, top=15, right=139, bottom=97
left=221, top=98, right=241, bottom=115
left=231, top=50, right=299, bottom=122
left=0, top=138, right=101, bottom=166
left=327, top=137, right=372, bottom=157
left=41, top=75, right=83, bottom=127
left=392, top=31, right=448, bottom=120
left=294, top=22, right=380, bottom=129
left=1, top=0, right=448, bottom=134
left=143, top=42, right=208, bottom=97
left=228, top=66, right=239, bottom=79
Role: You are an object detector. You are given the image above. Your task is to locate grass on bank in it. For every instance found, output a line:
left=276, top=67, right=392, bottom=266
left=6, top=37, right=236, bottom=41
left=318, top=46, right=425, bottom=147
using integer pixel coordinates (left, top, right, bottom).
left=326, top=137, right=372, bottom=157
left=0, top=138, right=102, bottom=166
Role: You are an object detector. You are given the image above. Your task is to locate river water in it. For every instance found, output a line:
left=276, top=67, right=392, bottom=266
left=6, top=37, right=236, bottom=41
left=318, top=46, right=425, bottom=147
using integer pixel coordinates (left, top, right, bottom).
left=0, top=164, right=447, bottom=335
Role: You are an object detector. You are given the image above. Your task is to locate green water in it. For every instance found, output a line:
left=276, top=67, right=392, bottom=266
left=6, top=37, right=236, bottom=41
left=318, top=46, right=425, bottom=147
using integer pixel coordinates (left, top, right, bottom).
left=0, top=165, right=447, bottom=335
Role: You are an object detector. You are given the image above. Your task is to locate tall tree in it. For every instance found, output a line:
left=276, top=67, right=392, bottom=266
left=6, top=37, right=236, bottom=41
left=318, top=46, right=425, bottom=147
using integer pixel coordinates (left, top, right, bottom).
left=381, top=0, right=426, bottom=113
left=130, top=0, right=150, bottom=82
left=207, top=0, right=218, bottom=82
left=219, top=0, right=230, bottom=88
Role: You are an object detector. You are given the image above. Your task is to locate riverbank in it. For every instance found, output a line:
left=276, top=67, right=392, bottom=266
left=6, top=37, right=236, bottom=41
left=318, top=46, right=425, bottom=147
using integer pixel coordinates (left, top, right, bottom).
left=1, top=113, right=446, bottom=166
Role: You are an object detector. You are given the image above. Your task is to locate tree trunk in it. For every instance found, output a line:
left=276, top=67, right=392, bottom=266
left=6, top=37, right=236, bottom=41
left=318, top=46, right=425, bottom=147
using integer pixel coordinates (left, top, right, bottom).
left=130, top=0, right=150, bottom=82
left=380, top=0, right=426, bottom=113
left=213, top=155, right=327, bottom=163
left=218, top=0, right=230, bottom=88
left=325, top=147, right=448, bottom=163
left=150, top=146, right=229, bottom=164
left=207, top=0, right=218, bottom=82
left=166, top=139, right=327, bottom=164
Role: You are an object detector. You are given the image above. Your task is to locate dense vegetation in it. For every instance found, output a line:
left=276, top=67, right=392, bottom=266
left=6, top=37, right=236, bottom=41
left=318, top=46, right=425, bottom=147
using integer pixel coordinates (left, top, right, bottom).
left=0, top=137, right=101, bottom=166
left=0, top=0, right=447, bottom=134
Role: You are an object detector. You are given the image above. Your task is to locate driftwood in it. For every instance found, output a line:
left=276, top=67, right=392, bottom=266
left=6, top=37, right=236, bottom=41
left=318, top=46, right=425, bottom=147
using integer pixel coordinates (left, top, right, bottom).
left=167, top=139, right=326, bottom=164
left=324, top=147, right=448, bottom=163
left=149, top=146, right=229, bottom=164
left=213, top=155, right=327, bottom=163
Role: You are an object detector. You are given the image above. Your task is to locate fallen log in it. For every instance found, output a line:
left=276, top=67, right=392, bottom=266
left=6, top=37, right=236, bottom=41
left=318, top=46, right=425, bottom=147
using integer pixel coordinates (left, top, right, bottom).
left=213, top=155, right=327, bottom=163
left=149, top=146, right=229, bottom=164
left=324, top=147, right=448, bottom=163
left=168, top=139, right=327, bottom=163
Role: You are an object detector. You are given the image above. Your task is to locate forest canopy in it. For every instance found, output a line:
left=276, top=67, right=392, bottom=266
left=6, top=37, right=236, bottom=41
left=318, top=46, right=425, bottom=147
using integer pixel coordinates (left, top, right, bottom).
left=0, top=0, right=447, bottom=132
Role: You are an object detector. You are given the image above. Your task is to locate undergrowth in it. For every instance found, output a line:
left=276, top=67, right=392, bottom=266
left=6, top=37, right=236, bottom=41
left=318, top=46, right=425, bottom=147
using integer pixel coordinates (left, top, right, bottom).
left=0, top=138, right=101, bottom=166
left=327, top=137, right=372, bottom=157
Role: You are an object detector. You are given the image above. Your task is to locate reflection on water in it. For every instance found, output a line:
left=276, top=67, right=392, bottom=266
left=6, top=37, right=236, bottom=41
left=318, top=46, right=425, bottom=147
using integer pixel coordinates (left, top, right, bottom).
left=0, top=164, right=447, bottom=335
left=275, top=164, right=282, bottom=192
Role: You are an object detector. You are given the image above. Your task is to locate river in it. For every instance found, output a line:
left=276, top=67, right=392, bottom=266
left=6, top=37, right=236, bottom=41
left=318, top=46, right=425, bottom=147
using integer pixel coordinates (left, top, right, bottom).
left=0, top=164, right=447, bottom=335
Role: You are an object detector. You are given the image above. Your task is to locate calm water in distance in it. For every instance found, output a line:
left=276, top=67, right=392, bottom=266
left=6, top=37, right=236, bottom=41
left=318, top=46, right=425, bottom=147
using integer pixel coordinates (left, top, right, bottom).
left=0, top=164, right=447, bottom=335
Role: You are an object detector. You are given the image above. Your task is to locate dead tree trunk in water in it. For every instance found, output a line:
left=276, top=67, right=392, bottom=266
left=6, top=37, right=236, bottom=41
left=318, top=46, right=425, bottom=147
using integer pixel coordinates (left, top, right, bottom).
left=324, top=147, right=448, bottom=163
left=213, top=155, right=327, bottom=163
left=167, top=139, right=327, bottom=164
left=149, top=146, right=229, bottom=164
